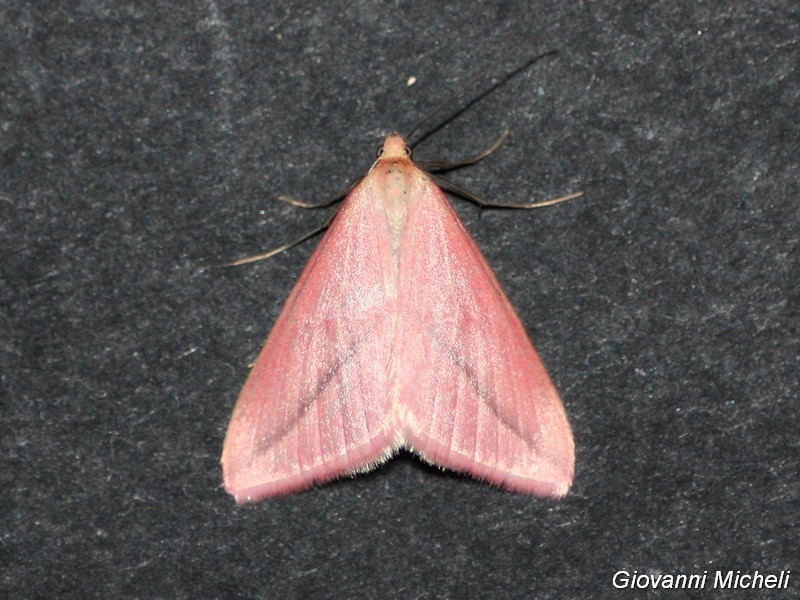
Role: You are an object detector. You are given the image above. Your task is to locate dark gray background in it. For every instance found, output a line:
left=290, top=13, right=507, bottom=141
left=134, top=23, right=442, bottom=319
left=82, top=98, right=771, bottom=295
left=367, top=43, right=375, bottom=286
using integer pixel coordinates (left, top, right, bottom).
left=3, top=2, right=798, bottom=598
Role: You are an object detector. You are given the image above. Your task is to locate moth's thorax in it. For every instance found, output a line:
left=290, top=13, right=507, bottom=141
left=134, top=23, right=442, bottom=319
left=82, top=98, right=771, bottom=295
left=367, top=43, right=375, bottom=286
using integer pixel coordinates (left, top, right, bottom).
left=370, top=135, right=422, bottom=239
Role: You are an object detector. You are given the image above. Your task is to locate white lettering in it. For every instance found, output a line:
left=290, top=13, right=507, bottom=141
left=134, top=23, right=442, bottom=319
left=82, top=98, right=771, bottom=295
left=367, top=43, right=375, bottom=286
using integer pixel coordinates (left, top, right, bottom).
left=715, top=571, right=735, bottom=588
left=612, top=571, right=630, bottom=588
left=613, top=569, right=788, bottom=591
left=613, top=571, right=709, bottom=589
left=714, top=570, right=791, bottom=589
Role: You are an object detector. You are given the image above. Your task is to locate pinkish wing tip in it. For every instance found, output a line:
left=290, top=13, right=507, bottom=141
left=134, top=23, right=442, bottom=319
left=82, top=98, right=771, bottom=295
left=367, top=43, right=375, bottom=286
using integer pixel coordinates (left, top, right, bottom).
left=223, top=438, right=402, bottom=503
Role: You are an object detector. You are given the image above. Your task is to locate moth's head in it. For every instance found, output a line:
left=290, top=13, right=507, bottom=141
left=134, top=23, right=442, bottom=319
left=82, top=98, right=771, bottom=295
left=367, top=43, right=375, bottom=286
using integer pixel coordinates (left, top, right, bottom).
left=377, top=134, right=412, bottom=160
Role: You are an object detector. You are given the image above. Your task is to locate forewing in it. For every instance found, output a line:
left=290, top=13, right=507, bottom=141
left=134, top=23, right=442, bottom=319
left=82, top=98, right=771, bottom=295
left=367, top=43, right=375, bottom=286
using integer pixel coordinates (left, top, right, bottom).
left=397, top=181, right=574, bottom=497
left=222, top=180, right=399, bottom=502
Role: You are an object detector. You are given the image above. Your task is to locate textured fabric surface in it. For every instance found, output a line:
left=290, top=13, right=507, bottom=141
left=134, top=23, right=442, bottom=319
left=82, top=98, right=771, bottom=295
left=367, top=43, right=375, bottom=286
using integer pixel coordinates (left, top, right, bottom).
left=3, top=2, right=797, bottom=598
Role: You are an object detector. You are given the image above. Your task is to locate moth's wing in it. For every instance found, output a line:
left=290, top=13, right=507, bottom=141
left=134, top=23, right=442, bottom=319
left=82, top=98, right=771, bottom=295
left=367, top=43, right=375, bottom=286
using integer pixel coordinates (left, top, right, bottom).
left=397, top=180, right=574, bottom=497
left=222, top=180, right=400, bottom=502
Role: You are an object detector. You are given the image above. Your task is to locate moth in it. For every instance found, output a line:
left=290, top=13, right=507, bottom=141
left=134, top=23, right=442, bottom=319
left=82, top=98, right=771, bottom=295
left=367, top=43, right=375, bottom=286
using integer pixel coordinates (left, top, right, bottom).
left=221, top=133, right=575, bottom=503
